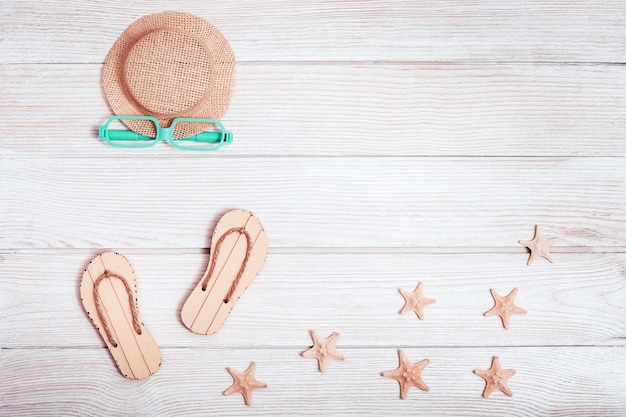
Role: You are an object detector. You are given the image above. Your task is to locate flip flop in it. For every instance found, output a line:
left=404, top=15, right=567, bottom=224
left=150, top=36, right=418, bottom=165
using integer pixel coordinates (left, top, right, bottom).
left=80, top=252, right=161, bottom=380
left=181, top=209, right=268, bottom=335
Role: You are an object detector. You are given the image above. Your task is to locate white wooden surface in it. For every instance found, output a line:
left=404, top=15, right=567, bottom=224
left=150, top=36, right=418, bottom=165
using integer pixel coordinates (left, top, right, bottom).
left=1, top=1, right=625, bottom=416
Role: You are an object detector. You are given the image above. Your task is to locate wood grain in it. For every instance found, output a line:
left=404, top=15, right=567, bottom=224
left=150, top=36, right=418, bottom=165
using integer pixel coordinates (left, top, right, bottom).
left=3, top=1, right=626, bottom=64
left=2, top=0, right=625, bottom=414
left=1, top=64, right=625, bottom=157
left=1, top=346, right=625, bottom=416
left=1, top=157, right=623, bottom=249
left=1, top=252, right=624, bottom=349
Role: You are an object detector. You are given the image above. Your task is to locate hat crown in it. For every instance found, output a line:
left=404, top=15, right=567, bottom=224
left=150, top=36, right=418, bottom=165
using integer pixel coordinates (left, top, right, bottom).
left=123, top=28, right=213, bottom=118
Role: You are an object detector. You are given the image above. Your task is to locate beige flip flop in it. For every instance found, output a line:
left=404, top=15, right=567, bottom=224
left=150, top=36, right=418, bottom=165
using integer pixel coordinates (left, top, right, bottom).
left=181, top=209, right=268, bottom=335
left=80, top=252, right=161, bottom=380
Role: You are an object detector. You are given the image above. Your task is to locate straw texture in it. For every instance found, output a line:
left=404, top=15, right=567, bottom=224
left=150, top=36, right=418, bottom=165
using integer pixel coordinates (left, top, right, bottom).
left=102, top=12, right=235, bottom=138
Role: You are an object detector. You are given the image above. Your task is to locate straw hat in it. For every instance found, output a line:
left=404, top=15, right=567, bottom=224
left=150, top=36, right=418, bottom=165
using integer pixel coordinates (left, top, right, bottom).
left=102, top=11, right=235, bottom=138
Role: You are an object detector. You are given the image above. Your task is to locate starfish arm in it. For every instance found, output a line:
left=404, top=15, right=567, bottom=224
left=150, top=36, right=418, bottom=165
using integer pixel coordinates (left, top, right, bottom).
left=241, top=391, right=253, bottom=406
left=328, top=332, right=341, bottom=344
left=226, top=367, right=243, bottom=383
left=547, top=237, right=559, bottom=248
left=519, top=239, right=537, bottom=265
left=398, top=350, right=410, bottom=365
left=415, top=359, right=430, bottom=371
left=398, top=289, right=413, bottom=314
left=224, top=368, right=243, bottom=396
left=415, top=380, right=430, bottom=392
left=310, top=330, right=322, bottom=345
left=473, top=369, right=493, bottom=397
left=414, top=306, right=425, bottom=320
left=483, top=306, right=499, bottom=317
left=381, top=367, right=403, bottom=380
left=302, top=331, right=325, bottom=370
left=223, top=384, right=238, bottom=397
left=513, top=306, right=528, bottom=315
left=423, top=296, right=436, bottom=306
left=399, top=381, right=410, bottom=400
left=253, top=380, right=268, bottom=389
left=318, top=356, right=328, bottom=372
left=503, top=369, right=516, bottom=378
left=482, top=383, right=495, bottom=398
left=499, top=384, right=513, bottom=397
left=301, top=346, right=318, bottom=359
left=413, top=359, right=430, bottom=391
left=326, top=332, right=345, bottom=362
left=484, top=289, right=502, bottom=317
left=382, top=366, right=409, bottom=399
left=414, top=282, right=425, bottom=295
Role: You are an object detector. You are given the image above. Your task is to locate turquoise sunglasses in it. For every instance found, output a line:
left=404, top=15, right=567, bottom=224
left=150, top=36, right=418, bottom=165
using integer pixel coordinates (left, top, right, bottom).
left=98, top=115, right=233, bottom=151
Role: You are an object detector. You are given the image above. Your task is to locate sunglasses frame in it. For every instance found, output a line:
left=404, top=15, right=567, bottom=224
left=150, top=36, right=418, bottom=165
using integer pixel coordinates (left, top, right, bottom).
left=98, top=115, right=233, bottom=151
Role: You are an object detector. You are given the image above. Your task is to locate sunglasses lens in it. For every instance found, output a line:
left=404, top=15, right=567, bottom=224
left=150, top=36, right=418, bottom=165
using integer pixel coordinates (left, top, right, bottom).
left=171, top=120, right=226, bottom=150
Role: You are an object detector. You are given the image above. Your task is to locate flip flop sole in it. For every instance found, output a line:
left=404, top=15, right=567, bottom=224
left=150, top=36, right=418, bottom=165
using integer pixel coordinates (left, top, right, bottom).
left=181, top=209, right=268, bottom=335
left=80, top=252, right=161, bottom=380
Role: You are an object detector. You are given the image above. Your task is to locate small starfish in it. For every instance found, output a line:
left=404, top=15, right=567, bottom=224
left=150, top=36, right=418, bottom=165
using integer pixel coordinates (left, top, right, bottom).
left=473, top=356, right=516, bottom=397
left=484, top=288, right=527, bottom=329
left=301, top=331, right=345, bottom=372
left=223, top=362, right=267, bottom=406
left=381, top=350, right=430, bottom=399
left=519, top=225, right=559, bottom=265
left=399, top=282, right=436, bottom=320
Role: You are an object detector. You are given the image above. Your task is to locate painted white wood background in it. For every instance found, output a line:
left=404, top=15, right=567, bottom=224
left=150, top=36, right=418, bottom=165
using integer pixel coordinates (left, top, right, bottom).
left=1, top=1, right=625, bottom=415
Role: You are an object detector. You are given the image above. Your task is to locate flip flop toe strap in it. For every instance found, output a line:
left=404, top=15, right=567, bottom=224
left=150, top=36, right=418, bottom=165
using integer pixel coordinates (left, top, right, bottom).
left=201, top=226, right=252, bottom=303
left=93, top=271, right=143, bottom=347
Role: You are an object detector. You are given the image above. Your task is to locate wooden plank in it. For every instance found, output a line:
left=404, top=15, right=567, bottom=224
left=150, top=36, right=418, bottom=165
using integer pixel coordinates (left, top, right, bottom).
left=0, top=157, right=623, bottom=249
left=1, top=64, right=626, bottom=157
left=2, top=1, right=626, bottom=63
left=1, top=252, right=624, bottom=348
left=1, top=346, right=625, bottom=416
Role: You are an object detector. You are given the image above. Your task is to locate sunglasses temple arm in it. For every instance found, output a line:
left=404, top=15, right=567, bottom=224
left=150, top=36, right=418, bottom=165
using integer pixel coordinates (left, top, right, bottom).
left=176, top=131, right=233, bottom=143
left=99, top=128, right=155, bottom=141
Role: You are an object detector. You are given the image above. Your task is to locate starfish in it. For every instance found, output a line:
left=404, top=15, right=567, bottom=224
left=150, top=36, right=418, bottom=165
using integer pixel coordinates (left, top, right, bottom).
left=519, top=225, right=559, bottom=265
left=473, top=356, right=516, bottom=398
left=381, top=350, right=430, bottom=399
left=399, top=282, right=436, bottom=320
left=223, top=362, right=267, bottom=406
left=484, top=288, right=527, bottom=329
left=301, top=331, right=345, bottom=372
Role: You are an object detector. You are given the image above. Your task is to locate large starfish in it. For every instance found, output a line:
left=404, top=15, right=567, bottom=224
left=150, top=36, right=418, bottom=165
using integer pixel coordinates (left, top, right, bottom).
left=381, top=350, right=430, bottom=399
left=223, top=362, right=267, bottom=406
left=399, top=282, right=436, bottom=320
left=473, top=356, right=516, bottom=397
left=519, top=225, right=558, bottom=265
left=484, top=288, right=527, bottom=329
left=301, top=331, right=345, bottom=372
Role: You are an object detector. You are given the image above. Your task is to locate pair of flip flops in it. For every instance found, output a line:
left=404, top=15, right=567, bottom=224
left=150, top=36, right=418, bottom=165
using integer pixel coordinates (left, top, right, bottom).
left=80, top=209, right=268, bottom=380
